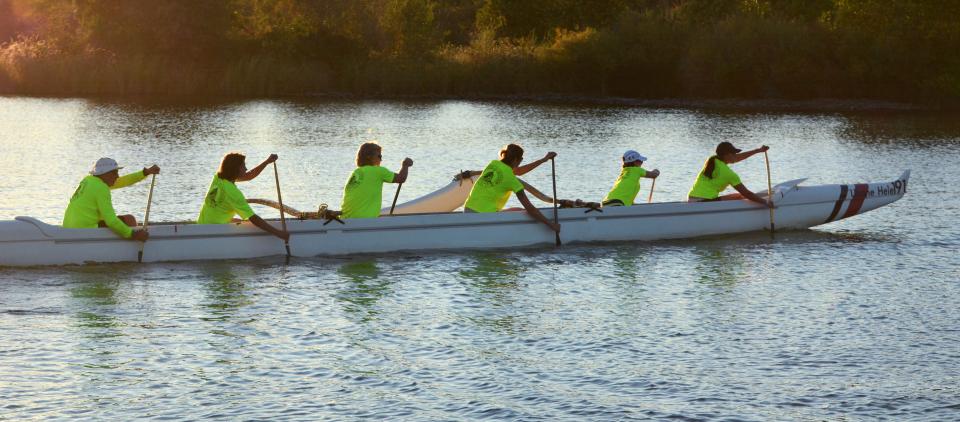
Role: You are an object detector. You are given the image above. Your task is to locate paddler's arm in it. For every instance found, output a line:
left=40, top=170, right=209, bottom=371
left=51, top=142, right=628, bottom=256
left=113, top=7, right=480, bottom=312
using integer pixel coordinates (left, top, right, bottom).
left=729, top=145, right=769, bottom=164
left=514, top=152, right=557, bottom=176
left=237, top=154, right=278, bottom=182
left=110, top=165, right=158, bottom=189
left=644, top=169, right=660, bottom=179
left=516, top=190, right=561, bottom=233
left=249, top=215, right=290, bottom=241
left=392, top=158, right=413, bottom=183
left=95, top=188, right=148, bottom=240
left=733, top=184, right=774, bottom=208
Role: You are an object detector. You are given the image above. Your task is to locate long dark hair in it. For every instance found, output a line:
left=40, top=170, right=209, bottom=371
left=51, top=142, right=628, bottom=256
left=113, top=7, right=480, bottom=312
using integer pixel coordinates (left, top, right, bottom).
left=218, top=153, right=246, bottom=181
left=702, top=155, right=720, bottom=179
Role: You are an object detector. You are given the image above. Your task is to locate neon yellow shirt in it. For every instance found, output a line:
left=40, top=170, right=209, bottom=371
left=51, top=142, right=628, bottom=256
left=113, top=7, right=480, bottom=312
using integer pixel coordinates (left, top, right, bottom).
left=465, top=160, right=525, bottom=213
left=603, top=167, right=647, bottom=205
left=197, top=175, right=256, bottom=224
left=340, top=166, right=395, bottom=219
left=62, top=170, right=146, bottom=238
left=688, top=158, right=742, bottom=199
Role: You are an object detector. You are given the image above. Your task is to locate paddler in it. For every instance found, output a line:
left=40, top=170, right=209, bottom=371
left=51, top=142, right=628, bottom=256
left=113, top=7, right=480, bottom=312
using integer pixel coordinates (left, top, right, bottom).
left=62, top=158, right=159, bottom=240
left=601, top=150, right=660, bottom=207
left=687, top=142, right=773, bottom=207
left=197, top=152, right=290, bottom=241
left=463, top=144, right=561, bottom=233
left=340, top=142, right=413, bottom=219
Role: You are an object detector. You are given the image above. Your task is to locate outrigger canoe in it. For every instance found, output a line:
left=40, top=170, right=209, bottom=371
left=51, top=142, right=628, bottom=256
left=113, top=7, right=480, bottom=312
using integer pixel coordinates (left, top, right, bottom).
left=0, top=171, right=909, bottom=266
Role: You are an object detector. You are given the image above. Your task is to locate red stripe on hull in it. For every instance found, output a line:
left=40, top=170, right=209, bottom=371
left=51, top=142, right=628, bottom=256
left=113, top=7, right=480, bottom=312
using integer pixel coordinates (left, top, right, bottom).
left=825, top=184, right=848, bottom=223
left=840, top=184, right=869, bottom=219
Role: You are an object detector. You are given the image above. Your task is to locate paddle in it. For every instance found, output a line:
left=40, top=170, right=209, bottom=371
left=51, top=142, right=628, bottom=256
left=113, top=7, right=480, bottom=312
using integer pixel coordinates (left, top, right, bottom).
left=551, top=157, right=561, bottom=246
left=273, top=162, right=291, bottom=259
left=389, top=182, right=403, bottom=215
left=137, top=173, right=156, bottom=263
left=764, top=150, right=775, bottom=233
left=647, top=178, right=656, bottom=203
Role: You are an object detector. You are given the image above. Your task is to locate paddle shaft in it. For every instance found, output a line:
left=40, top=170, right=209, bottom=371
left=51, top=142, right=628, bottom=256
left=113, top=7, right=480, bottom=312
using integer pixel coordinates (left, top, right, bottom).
left=551, top=158, right=561, bottom=246
left=764, top=150, right=775, bottom=233
left=647, top=178, right=656, bottom=203
left=137, top=174, right=157, bottom=263
left=273, top=162, right=291, bottom=257
left=389, top=182, right=403, bottom=215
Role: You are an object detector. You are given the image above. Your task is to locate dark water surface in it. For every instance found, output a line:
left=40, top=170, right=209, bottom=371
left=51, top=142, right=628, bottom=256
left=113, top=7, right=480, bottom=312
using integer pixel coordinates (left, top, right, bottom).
left=1, top=97, right=958, bottom=420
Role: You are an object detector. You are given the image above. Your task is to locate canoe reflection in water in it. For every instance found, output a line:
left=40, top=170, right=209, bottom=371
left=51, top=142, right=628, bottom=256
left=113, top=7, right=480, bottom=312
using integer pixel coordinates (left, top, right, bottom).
left=337, top=260, right=392, bottom=322
left=201, top=263, right=253, bottom=321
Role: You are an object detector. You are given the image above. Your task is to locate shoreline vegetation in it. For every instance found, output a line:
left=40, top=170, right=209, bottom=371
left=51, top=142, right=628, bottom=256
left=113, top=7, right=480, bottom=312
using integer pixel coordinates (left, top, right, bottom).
left=1, top=1, right=958, bottom=108
left=4, top=92, right=931, bottom=114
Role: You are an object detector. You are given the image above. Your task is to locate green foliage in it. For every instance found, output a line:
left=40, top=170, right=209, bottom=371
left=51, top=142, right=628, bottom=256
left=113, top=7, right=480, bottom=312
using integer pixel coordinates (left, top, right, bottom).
left=231, top=0, right=318, bottom=55
left=381, top=0, right=437, bottom=56
left=0, top=0, right=958, bottom=103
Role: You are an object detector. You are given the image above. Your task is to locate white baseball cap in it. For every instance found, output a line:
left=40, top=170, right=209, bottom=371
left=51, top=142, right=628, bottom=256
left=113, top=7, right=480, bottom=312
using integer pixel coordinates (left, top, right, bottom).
left=89, top=157, right=123, bottom=175
left=622, top=150, right=647, bottom=163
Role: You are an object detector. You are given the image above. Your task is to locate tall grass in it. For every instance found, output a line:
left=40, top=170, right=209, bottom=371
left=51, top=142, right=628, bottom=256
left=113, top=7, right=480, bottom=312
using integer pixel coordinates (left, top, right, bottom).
left=0, top=38, right=334, bottom=96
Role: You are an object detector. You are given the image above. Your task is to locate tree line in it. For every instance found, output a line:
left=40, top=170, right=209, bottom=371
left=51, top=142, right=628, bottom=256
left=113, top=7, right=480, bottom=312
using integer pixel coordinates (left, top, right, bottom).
left=1, top=0, right=957, bottom=104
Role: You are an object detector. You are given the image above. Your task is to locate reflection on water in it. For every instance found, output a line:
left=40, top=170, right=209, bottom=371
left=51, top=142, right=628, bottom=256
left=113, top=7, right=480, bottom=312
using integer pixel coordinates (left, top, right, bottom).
left=336, top=260, right=391, bottom=322
left=201, top=264, right=252, bottom=324
left=459, top=253, right=527, bottom=333
left=692, top=246, right=748, bottom=288
left=64, top=267, right=137, bottom=376
left=69, top=268, right=124, bottom=336
left=459, top=252, right=524, bottom=291
left=610, top=247, right=649, bottom=282
left=840, top=112, right=960, bottom=144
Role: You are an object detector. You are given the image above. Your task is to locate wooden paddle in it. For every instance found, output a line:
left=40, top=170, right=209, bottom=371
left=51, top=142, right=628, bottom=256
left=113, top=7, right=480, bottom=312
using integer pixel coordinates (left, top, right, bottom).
left=273, top=162, right=291, bottom=259
left=389, top=182, right=403, bottom=215
left=764, top=150, right=775, bottom=233
left=647, top=178, right=656, bottom=203
left=137, top=173, right=156, bottom=263
left=551, top=157, right=561, bottom=246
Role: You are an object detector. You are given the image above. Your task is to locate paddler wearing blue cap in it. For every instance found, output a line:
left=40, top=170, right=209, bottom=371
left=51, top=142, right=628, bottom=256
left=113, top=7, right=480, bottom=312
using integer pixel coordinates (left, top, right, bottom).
left=601, top=150, right=660, bottom=207
left=62, top=157, right=160, bottom=241
left=688, top=142, right=773, bottom=207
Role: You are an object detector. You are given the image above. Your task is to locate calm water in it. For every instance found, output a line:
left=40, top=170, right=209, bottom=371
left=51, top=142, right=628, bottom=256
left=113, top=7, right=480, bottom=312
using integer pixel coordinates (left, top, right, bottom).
left=1, top=97, right=959, bottom=420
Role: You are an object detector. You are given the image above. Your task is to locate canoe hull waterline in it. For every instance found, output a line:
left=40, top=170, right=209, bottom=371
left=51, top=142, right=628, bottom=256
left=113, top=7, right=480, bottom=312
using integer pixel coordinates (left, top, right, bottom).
left=0, top=171, right=909, bottom=266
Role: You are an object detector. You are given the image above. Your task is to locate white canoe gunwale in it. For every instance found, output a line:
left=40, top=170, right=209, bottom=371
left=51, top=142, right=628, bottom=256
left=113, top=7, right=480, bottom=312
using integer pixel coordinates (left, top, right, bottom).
left=0, top=171, right=910, bottom=266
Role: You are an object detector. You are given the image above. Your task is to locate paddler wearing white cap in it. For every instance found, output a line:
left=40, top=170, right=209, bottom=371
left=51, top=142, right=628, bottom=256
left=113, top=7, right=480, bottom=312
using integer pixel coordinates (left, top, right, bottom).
left=687, top=141, right=773, bottom=207
left=62, top=158, right=160, bottom=240
left=601, top=150, right=660, bottom=207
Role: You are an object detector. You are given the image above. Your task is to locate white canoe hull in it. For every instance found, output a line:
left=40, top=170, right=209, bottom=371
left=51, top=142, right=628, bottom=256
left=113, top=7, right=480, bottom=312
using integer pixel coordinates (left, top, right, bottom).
left=0, top=172, right=909, bottom=266
left=381, top=174, right=477, bottom=215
